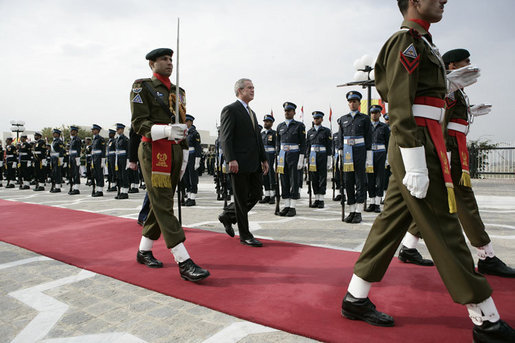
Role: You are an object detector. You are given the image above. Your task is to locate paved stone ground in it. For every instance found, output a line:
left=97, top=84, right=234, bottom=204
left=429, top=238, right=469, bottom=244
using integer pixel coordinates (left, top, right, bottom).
left=1, top=176, right=514, bottom=342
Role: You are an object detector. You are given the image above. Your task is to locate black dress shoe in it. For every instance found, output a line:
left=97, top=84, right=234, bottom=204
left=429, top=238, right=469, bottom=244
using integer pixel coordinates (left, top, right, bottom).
left=286, top=208, right=296, bottom=217
left=50, top=188, right=61, bottom=193
left=259, top=196, right=270, bottom=204
left=341, top=292, right=394, bottom=327
left=269, top=197, right=275, bottom=204
left=364, top=204, right=375, bottom=212
left=218, top=214, right=234, bottom=237
left=85, top=181, right=92, bottom=186
left=279, top=207, right=290, bottom=216
left=317, top=201, right=325, bottom=209
left=92, top=191, right=103, bottom=197
left=240, top=237, right=263, bottom=247
left=6, top=184, right=15, bottom=188
left=106, top=186, right=117, bottom=192
left=115, top=193, right=128, bottom=199
left=310, top=200, right=319, bottom=208
left=344, top=212, right=355, bottom=223
left=178, top=258, right=210, bottom=282
left=398, top=245, right=434, bottom=266
left=137, top=250, right=163, bottom=268
left=473, top=319, right=515, bottom=343
left=351, top=212, right=362, bottom=224
left=185, top=198, right=196, bottom=206
left=334, top=194, right=342, bottom=202
left=34, top=186, right=45, bottom=191
left=374, top=205, right=381, bottom=213
left=68, top=189, right=80, bottom=195
left=478, top=256, right=515, bottom=278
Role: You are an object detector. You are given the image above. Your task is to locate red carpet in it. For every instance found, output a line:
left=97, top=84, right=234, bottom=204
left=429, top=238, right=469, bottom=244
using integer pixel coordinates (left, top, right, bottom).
left=1, top=199, right=513, bottom=342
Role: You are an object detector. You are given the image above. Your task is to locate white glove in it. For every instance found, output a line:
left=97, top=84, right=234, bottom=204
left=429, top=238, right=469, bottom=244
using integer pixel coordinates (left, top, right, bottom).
left=101, top=158, right=106, bottom=168
left=169, top=124, right=188, bottom=141
left=75, top=157, right=80, bottom=165
left=385, top=154, right=389, bottom=167
left=180, top=149, right=189, bottom=179
left=469, top=103, right=492, bottom=117
left=194, top=157, right=200, bottom=170
left=447, top=65, right=480, bottom=93
left=400, top=146, right=429, bottom=199
left=366, top=150, right=373, bottom=173
left=297, top=154, right=304, bottom=170
left=0, top=161, right=3, bottom=167
left=59, top=157, right=64, bottom=165
left=327, top=156, right=333, bottom=170
left=338, top=149, right=343, bottom=157
left=13, top=162, right=17, bottom=168
left=62, top=162, right=67, bottom=168
left=42, top=159, right=47, bottom=167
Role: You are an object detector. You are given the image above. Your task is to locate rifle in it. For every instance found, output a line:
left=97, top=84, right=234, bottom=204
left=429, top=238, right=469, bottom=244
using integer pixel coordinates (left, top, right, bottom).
left=215, top=142, right=223, bottom=200
left=339, top=151, right=346, bottom=221
left=331, top=153, right=336, bottom=200
left=307, top=150, right=312, bottom=208
left=274, top=155, right=281, bottom=215
left=91, top=158, right=96, bottom=195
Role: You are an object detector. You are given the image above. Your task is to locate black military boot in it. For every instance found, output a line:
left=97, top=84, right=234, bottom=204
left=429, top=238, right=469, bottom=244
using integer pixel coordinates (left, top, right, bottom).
left=478, top=256, right=515, bottom=278
left=279, top=207, right=290, bottom=216
left=334, top=194, right=342, bottom=202
left=259, top=196, right=270, bottom=204
left=92, top=191, right=103, bottom=197
left=317, top=200, right=325, bottom=209
left=398, top=245, right=434, bottom=266
left=286, top=208, right=296, bottom=217
left=137, top=250, right=163, bottom=268
left=34, top=186, right=45, bottom=191
left=374, top=205, right=381, bottom=213
left=473, top=319, right=515, bottom=343
left=341, top=292, right=394, bottom=327
left=344, top=212, right=356, bottom=223
left=128, top=187, right=139, bottom=193
left=268, top=196, right=275, bottom=204
left=178, top=259, right=210, bottom=282
left=364, top=203, right=376, bottom=212
left=351, top=212, right=362, bottom=224
left=115, top=193, right=128, bottom=199
left=185, top=198, right=196, bottom=206
left=6, top=183, right=15, bottom=188
left=310, top=200, right=320, bottom=208
left=50, top=188, right=61, bottom=193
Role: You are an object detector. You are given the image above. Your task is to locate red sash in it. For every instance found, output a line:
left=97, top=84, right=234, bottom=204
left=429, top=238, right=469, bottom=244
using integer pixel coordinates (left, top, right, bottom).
left=142, top=135, right=176, bottom=188
left=447, top=118, right=471, bottom=187
left=414, top=97, right=457, bottom=213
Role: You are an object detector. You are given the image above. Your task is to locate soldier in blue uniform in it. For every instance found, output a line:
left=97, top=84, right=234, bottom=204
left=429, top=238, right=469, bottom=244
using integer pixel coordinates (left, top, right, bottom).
left=50, top=129, right=65, bottom=193
left=332, top=132, right=342, bottom=201
left=0, top=142, right=3, bottom=187
left=259, top=114, right=277, bottom=204
left=128, top=127, right=140, bottom=193
left=106, top=129, right=117, bottom=192
left=84, top=137, right=93, bottom=186
left=114, top=123, right=129, bottom=199
left=276, top=102, right=306, bottom=217
left=365, top=105, right=390, bottom=213
left=18, top=134, right=32, bottom=189
left=183, top=114, right=202, bottom=206
left=32, top=132, right=47, bottom=191
left=91, top=124, right=106, bottom=197
left=337, top=91, right=373, bottom=223
left=4, top=137, right=17, bottom=188
left=306, top=111, right=332, bottom=208
left=68, top=126, right=82, bottom=195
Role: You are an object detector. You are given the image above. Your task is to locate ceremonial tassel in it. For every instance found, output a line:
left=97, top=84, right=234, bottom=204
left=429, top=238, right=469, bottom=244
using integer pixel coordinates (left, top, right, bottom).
left=446, top=185, right=457, bottom=214
left=152, top=173, right=172, bottom=188
left=460, top=170, right=471, bottom=188
left=343, top=164, right=354, bottom=172
left=366, top=165, right=374, bottom=173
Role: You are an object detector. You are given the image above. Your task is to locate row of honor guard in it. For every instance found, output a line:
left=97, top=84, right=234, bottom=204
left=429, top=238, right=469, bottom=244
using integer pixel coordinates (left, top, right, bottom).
left=255, top=95, right=390, bottom=219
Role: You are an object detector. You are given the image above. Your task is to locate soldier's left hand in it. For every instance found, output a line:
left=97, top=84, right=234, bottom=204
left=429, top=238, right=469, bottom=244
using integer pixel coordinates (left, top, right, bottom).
left=447, top=65, right=480, bottom=93
left=470, top=103, right=492, bottom=117
left=262, top=160, right=269, bottom=175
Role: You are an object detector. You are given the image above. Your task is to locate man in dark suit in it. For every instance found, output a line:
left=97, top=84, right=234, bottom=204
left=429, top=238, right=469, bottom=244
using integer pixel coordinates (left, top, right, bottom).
left=218, top=78, right=269, bottom=247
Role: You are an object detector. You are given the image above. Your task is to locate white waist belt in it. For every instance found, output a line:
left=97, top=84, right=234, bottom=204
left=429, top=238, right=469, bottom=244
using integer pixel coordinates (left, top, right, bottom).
left=33, top=151, right=42, bottom=154
left=265, top=146, right=275, bottom=152
left=447, top=122, right=469, bottom=134
left=116, top=150, right=127, bottom=154
left=311, top=146, right=327, bottom=152
left=69, top=150, right=78, bottom=154
left=412, top=104, right=445, bottom=123
left=50, top=153, right=60, bottom=157
left=19, top=152, right=28, bottom=156
left=344, top=137, right=365, bottom=145
left=108, top=151, right=116, bottom=155
left=92, top=150, right=102, bottom=154
left=188, top=147, right=195, bottom=151
left=281, top=144, right=300, bottom=151
left=372, top=144, right=386, bottom=151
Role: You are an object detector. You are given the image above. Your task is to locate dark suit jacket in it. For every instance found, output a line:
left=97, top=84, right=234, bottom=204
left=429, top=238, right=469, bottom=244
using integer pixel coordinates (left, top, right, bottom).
left=220, top=100, right=266, bottom=173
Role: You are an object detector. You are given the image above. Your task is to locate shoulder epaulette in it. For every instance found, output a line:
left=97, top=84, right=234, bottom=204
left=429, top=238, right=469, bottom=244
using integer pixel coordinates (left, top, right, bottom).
left=133, top=78, right=151, bottom=85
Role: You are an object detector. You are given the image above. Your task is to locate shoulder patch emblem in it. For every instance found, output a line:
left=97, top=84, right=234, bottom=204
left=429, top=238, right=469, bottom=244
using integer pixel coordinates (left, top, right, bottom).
left=132, top=87, right=142, bottom=94
left=400, top=43, right=420, bottom=74
left=402, top=43, right=417, bottom=59
left=132, top=94, right=143, bottom=104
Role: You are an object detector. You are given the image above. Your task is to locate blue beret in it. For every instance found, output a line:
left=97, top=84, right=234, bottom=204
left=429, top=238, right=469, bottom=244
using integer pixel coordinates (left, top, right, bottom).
left=370, top=105, right=382, bottom=113
left=145, top=48, right=173, bottom=61
left=383, top=114, right=389, bottom=120
left=53, top=128, right=62, bottom=135
left=263, top=114, right=275, bottom=122
left=346, top=91, right=362, bottom=101
left=91, top=124, right=102, bottom=131
left=185, top=114, right=195, bottom=122
left=116, top=123, right=126, bottom=130
left=70, top=125, right=79, bottom=132
left=283, top=102, right=297, bottom=111
left=312, top=111, right=324, bottom=118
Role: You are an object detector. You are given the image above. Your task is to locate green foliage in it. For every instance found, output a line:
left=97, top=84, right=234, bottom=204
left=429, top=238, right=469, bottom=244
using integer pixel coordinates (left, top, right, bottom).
left=468, top=139, right=499, bottom=178
left=40, top=125, right=89, bottom=144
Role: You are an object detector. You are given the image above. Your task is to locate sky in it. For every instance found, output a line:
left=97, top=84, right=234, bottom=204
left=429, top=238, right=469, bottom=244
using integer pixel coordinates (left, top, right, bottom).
left=1, top=0, right=514, bottom=144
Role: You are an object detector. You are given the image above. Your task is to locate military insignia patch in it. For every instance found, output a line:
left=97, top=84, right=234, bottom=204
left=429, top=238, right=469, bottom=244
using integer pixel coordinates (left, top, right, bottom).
left=132, top=88, right=142, bottom=94
left=402, top=44, right=417, bottom=59
left=157, top=92, right=163, bottom=97
left=132, top=94, right=143, bottom=104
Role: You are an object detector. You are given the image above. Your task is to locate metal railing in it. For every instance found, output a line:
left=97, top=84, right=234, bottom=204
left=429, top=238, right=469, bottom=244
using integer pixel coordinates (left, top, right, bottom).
left=470, top=144, right=515, bottom=179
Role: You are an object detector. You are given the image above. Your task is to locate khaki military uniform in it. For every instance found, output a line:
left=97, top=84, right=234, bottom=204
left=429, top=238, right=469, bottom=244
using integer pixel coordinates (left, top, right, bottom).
left=131, top=76, right=188, bottom=249
left=353, top=20, right=491, bottom=305
left=407, top=89, right=490, bottom=247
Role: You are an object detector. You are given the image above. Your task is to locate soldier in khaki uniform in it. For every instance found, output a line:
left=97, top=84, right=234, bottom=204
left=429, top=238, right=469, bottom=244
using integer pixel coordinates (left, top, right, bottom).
left=131, top=48, right=209, bottom=282
left=340, top=1, right=514, bottom=341
left=398, top=49, right=515, bottom=277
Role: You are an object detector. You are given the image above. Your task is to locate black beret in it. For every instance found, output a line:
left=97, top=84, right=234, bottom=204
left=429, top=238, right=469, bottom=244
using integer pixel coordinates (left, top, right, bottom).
left=442, top=49, right=470, bottom=65
left=145, top=48, right=174, bottom=61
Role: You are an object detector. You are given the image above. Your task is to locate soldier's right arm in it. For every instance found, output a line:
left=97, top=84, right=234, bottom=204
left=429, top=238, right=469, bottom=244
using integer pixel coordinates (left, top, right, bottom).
left=375, top=31, right=422, bottom=149
left=130, top=79, right=153, bottom=139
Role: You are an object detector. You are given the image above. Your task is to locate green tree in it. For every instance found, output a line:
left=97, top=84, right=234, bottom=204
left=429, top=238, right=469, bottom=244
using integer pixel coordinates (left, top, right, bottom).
left=468, top=139, right=499, bottom=178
